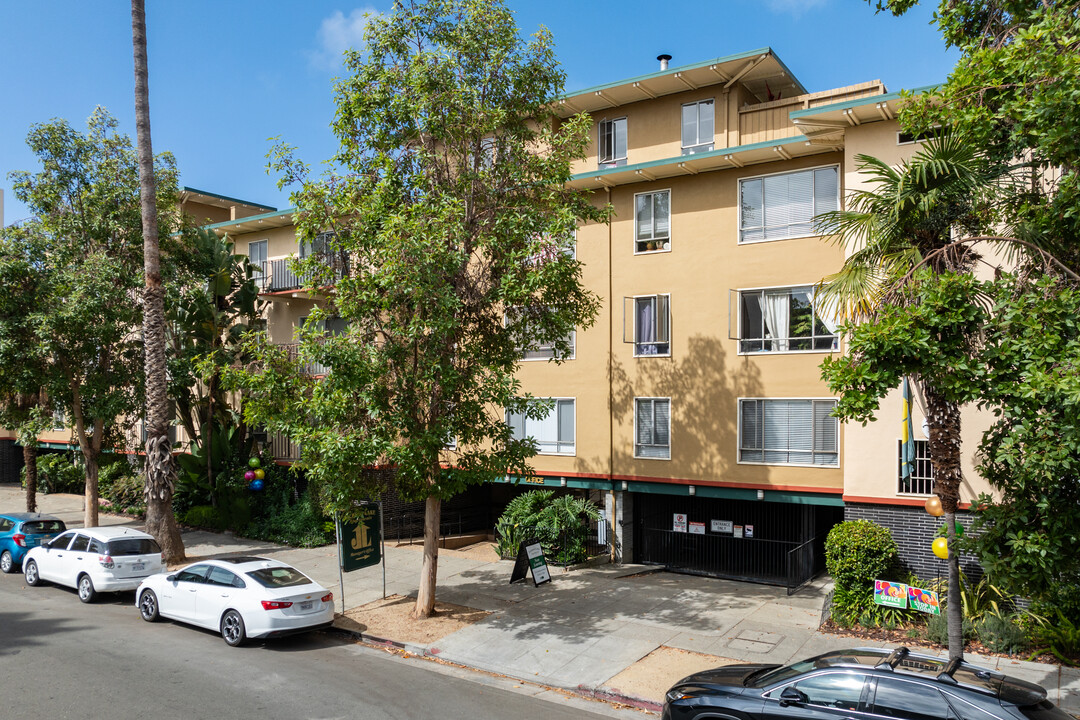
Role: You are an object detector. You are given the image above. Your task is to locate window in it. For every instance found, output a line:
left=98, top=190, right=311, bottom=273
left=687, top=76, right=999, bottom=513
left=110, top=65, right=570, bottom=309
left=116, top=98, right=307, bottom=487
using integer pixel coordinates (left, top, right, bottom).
left=598, top=118, right=627, bottom=168
left=635, top=398, right=671, bottom=459
left=507, top=398, right=575, bottom=455
left=791, top=673, right=865, bottom=711
left=898, top=439, right=934, bottom=495
left=739, top=399, right=838, bottom=466
left=248, top=239, right=268, bottom=289
left=739, top=166, right=839, bottom=243
left=872, top=677, right=952, bottom=720
left=207, top=566, right=244, bottom=588
left=635, top=190, right=670, bottom=253
left=50, top=533, right=74, bottom=549
left=739, top=286, right=839, bottom=353
left=87, top=538, right=105, bottom=554
left=682, top=100, right=714, bottom=155
left=522, top=330, right=575, bottom=361
left=507, top=307, right=575, bottom=361
left=0, top=519, right=11, bottom=532
left=630, top=295, right=671, bottom=356
left=107, top=538, right=161, bottom=556
left=70, top=535, right=90, bottom=552
left=175, top=565, right=210, bottom=583
left=247, top=566, right=314, bottom=588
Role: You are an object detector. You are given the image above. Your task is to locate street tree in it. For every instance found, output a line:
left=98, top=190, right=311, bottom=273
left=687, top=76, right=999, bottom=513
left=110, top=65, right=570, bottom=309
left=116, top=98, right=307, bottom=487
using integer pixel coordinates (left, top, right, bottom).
left=131, top=0, right=184, bottom=560
left=227, top=0, right=604, bottom=618
left=8, top=108, right=180, bottom=529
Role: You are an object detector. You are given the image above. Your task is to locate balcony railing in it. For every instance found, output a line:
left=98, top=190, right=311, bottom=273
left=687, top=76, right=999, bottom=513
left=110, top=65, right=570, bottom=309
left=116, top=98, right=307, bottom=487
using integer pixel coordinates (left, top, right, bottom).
left=255, top=253, right=350, bottom=293
left=278, top=342, right=329, bottom=376
left=269, top=431, right=301, bottom=462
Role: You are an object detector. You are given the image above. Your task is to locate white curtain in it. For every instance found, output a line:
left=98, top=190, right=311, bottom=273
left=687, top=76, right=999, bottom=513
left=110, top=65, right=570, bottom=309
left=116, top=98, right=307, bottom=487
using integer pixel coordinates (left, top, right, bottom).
left=638, top=298, right=656, bottom=355
left=810, top=287, right=840, bottom=342
left=763, top=291, right=789, bottom=351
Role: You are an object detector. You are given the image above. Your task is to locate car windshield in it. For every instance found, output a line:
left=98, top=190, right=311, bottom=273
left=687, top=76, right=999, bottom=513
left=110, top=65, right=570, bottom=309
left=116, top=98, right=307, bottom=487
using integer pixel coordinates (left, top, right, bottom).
left=106, top=538, right=161, bottom=556
left=22, top=520, right=66, bottom=534
left=246, top=566, right=312, bottom=588
left=748, top=659, right=817, bottom=687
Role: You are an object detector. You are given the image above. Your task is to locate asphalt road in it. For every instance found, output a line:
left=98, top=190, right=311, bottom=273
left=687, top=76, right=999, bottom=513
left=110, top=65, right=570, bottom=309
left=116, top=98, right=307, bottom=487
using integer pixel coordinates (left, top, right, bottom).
left=0, top=569, right=633, bottom=720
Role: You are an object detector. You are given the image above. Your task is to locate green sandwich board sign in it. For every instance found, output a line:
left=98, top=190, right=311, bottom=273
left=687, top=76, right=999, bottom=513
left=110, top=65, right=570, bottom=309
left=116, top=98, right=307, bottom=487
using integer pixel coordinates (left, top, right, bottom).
left=338, top=504, right=381, bottom=572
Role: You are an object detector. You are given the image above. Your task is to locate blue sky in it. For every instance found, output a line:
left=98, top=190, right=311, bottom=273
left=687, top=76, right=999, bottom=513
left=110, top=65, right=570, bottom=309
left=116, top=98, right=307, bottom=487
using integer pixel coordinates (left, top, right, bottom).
left=0, top=1, right=957, bottom=226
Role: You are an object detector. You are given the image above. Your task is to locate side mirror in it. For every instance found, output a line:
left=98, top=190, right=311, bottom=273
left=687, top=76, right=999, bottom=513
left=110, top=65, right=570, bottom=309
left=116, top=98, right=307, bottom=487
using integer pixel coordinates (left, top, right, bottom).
left=166, top=574, right=177, bottom=582
left=779, top=686, right=807, bottom=707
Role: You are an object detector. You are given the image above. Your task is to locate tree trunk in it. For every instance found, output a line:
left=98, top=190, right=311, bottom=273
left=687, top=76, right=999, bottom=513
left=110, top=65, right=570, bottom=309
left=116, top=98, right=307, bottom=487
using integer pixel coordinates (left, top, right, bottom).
left=84, top=452, right=99, bottom=528
left=922, top=381, right=964, bottom=660
left=414, top=494, right=441, bottom=619
left=132, top=0, right=184, bottom=562
left=23, top=443, right=37, bottom=513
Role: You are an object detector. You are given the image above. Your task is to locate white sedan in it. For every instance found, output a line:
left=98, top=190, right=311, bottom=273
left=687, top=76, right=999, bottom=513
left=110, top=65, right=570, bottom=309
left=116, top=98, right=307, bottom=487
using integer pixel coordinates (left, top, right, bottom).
left=135, top=556, right=335, bottom=646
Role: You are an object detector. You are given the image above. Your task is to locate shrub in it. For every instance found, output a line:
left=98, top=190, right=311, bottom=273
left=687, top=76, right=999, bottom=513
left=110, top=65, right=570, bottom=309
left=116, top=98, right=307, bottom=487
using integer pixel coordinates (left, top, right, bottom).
left=976, top=615, right=1028, bottom=654
left=25, top=453, right=84, bottom=494
left=98, top=457, right=145, bottom=516
left=927, top=613, right=974, bottom=646
left=1029, top=611, right=1080, bottom=665
left=825, top=520, right=899, bottom=591
left=244, top=495, right=332, bottom=548
left=494, top=489, right=601, bottom=565
left=182, top=505, right=229, bottom=530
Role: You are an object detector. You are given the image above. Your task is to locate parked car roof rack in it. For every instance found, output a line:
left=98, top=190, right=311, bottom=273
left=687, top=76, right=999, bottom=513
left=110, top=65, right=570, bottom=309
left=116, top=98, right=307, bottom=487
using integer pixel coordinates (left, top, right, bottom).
left=875, top=646, right=909, bottom=670
left=936, top=656, right=962, bottom=684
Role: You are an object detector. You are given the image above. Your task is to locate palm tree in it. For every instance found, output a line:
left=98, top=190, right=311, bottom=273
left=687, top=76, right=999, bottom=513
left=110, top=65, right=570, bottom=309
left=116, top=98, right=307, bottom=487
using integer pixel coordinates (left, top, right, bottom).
left=131, top=0, right=184, bottom=562
left=815, top=134, right=1004, bottom=660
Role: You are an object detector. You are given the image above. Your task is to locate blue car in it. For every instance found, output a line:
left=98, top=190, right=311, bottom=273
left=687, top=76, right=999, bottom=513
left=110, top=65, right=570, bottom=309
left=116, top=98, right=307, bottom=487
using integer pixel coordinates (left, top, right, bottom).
left=0, top=513, right=67, bottom=573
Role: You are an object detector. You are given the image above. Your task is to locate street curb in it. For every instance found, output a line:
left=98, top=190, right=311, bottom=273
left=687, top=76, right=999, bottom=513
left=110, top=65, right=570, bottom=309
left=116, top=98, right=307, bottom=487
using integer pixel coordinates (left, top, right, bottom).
left=325, top=622, right=663, bottom=714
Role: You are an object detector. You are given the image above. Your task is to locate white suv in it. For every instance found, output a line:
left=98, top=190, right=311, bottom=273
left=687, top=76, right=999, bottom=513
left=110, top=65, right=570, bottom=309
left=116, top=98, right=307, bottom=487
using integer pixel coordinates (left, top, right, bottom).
left=23, top=526, right=165, bottom=603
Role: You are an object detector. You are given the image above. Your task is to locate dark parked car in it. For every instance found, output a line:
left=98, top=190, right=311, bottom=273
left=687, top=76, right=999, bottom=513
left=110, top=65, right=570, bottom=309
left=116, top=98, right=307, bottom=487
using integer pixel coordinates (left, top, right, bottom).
left=0, top=513, right=66, bottom=573
left=662, top=646, right=1073, bottom=720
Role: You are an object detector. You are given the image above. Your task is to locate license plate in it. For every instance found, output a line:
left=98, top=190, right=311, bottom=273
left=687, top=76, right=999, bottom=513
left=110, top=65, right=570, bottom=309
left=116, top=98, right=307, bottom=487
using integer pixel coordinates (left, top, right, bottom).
left=300, top=601, right=313, bottom=611
left=132, top=563, right=144, bottom=571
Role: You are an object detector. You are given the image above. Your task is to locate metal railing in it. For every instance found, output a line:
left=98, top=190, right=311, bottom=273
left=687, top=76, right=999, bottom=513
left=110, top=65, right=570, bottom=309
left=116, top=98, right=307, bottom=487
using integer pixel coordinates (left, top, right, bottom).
left=277, top=342, right=329, bottom=376
left=269, top=432, right=300, bottom=462
left=385, top=506, right=492, bottom=547
left=257, top=253, right=350, bottom=293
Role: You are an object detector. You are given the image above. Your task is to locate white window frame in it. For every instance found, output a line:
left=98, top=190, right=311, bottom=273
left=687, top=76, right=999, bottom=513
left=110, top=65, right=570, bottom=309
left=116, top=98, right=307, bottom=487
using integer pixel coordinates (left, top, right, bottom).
left=736, top=283, right=840, bottom=355
left=506, top=307, right=576, bottom=362
left=681, top=99, right=715, bottom=155
left=737, top=164, right=841, bottom=245
left=248, top=239, right=268, bottom=288
left=598, top=117, right=628, bottom=168
left=506, top=398, right=576, bottom=456
left=897, top=438, right=935, bottom=496
left=634, top=189, right=672, bottom=255
left=634, top=397, right=671, bottom=460
left=737, top=398, right=840, bottom=468
left=627, top=293, right=671, bottom=358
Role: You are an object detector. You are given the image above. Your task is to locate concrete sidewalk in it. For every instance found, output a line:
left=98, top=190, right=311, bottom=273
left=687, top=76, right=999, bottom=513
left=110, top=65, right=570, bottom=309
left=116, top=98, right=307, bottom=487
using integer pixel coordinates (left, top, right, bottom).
left=5, top=485, right=1077, bottom=714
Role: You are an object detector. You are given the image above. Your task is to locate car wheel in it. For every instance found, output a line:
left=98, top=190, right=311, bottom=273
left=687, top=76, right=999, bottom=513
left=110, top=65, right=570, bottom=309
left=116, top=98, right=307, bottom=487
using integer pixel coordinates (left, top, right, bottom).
left=24, top=559, right=41, bottom=586
left=0, top=550, right=13, bottom=573
left=221, top=609, right=246, bottom=647
left=77, top=574, right=97, bottom=603
left=138, top=589, right=160, bottom=622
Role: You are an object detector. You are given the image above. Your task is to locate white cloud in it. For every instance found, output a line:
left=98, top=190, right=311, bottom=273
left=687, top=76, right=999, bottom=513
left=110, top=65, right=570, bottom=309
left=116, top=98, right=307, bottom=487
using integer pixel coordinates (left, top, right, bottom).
left=309, top=8, right=379, bottom=70
left=764, top=0, right=829, bottom=18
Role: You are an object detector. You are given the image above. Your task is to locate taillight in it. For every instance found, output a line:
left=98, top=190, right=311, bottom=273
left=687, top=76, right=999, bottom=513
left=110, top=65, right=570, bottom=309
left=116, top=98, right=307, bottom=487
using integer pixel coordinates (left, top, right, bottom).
left=98, top=555, right=115, bottom=568
left=12, top=534, right=25, bottom=548
left=261, top=600, right=293, bottom=610
left=321, top=592, right=333, bottom=603
left=160, top=552, right=165, bottom=565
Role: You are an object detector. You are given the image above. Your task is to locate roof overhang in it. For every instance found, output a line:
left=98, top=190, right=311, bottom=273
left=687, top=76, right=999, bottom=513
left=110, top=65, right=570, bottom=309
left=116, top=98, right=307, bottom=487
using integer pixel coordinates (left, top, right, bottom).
left=180, top=186, right=275, bottom=213
left=555, top=48, right=806, bottom=118
left=789, top=84, right=939, bottom=143
left=203, top=207, right=297, bottom=236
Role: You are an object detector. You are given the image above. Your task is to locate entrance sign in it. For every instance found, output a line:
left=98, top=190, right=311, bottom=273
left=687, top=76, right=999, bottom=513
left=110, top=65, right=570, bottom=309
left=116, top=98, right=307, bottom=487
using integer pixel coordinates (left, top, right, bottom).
left=688, top=521, right=705, bottom=535
left=907, top=585, right=941, bottom=615
left=673, top=513, right=688, bottom=533
left=712, top=520, right=733, bottom=533
left=874, top=579, right=909, bottom=609
left=338, top=504, right=381, bottom=572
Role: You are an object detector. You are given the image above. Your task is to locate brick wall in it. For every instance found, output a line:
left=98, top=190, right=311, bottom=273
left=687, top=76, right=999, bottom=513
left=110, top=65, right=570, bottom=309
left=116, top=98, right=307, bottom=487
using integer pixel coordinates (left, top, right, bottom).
left=844, top=502, right=982, bottom=583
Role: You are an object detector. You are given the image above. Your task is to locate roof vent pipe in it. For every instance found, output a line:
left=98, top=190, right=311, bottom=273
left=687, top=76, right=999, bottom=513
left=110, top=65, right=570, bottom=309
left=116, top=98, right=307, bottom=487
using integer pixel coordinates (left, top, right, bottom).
left=657, top=54, right=672, bottom=71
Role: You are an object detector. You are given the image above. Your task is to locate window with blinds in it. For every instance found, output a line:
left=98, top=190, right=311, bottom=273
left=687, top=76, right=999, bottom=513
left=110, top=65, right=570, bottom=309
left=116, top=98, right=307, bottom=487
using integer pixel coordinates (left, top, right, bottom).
left=635, top=398, right=671, bottom=459
left=635, top=190, right=671, bottom=253
left=599, top=117, right=627, bottom=168
left=682, top=99, right=714, bottom=155
left=739, top=166, right=839, bottom=243
left=739, top=399, right=838, bottom=466
left=248, top=239, right=268, bottom=290
left=507, top=398, right=575, bottom=455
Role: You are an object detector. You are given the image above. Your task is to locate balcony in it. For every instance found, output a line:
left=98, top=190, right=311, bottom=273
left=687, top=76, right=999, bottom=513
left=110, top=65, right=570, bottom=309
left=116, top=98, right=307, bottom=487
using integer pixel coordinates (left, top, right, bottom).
left=738, top=81, right=886, bottom=146
left=254, top=252, right=349, bottom=293
left=277, top=342, right=329, bottom=377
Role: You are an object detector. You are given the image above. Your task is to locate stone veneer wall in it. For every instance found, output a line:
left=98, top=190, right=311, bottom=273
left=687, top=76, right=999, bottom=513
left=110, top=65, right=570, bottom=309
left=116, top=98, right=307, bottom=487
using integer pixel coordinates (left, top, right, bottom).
left=844, top=503, right=982, bottom=583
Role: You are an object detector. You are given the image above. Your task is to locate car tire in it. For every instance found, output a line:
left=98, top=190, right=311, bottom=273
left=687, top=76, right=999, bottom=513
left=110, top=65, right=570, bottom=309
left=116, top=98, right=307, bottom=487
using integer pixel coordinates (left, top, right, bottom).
left=221, top=609, right=246, bottom=647
left=24, top=559, right=41, bottom=586
left=77, top=574, right=97, bottom=603
left=0, top=550, right=13, bottom=573
left=138, top=589, right=160, bottom=622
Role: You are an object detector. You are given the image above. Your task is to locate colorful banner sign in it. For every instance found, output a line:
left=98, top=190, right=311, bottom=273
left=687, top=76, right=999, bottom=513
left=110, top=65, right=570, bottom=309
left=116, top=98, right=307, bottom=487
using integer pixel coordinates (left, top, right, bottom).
left=907, top=585, right=941, bottom=615
left=873, top=579, right=909, bottom=609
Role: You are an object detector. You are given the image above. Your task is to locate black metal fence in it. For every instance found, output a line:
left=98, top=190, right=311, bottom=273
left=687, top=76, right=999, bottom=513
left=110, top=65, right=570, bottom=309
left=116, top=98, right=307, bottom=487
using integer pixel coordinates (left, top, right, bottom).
left=385, top=505, right=492, bottom=546
left=258, top=255, right=350, bottom=293
left=495, top=517, right=610, bottom=566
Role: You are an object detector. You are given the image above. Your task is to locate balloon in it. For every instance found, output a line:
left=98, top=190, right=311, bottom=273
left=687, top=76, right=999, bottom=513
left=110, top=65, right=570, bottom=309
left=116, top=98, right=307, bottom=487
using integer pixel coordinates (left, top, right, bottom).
left=248, top=457, right=261, bottom=469
left=937, top=522, right=965, bottom=537
left=924, top=496, right=945, bottom=517
left=254, top=468, right=265, bottom=480
left=932, top=537, right=949, bottom=559
left=244, top=470, right=256, bottom=481
left=249, top=479, right=264, bottom=491
left=954, top=522, right=964, bottom=537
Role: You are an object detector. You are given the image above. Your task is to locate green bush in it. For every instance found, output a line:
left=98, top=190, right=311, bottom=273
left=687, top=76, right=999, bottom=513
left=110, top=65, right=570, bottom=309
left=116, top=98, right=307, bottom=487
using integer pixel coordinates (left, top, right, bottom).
left=244, top=495, right=332, bottom=548
left=98, top=457, right=145, bottom=516
left=182, top=505, right=229, bottom=530
left=976, top=615, right=1028, bottom=654
left=495, top=489, right=601, bottom=565
left=25, top=453, right=84, bottom=494
left=825, top=520, right=899, bottom=591
left=927, top=613, right=974, bottom=646
left=1029, top=610, right=1080, bottom=665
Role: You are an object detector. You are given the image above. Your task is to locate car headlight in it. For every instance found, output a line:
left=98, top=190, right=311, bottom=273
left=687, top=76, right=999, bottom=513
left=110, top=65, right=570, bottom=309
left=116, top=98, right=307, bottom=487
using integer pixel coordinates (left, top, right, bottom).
left=666, top=688, right=693, bottom=703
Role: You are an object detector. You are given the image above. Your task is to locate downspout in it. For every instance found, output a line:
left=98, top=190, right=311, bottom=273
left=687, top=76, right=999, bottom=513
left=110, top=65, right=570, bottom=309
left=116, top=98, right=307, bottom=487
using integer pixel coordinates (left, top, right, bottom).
left=606, top=186, right=616, bottom=562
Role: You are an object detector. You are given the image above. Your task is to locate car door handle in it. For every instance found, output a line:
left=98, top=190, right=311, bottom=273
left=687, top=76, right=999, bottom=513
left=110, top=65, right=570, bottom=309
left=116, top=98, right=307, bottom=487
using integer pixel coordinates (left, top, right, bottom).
left=188, top=588, right=197, bottom=593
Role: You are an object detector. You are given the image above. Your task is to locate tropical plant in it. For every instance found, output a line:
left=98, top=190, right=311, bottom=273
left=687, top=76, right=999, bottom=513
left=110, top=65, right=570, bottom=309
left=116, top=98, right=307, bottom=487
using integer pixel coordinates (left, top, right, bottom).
left=1028, top=610, right=1080, bottom=666
left=494, top=490, right=601, bottom=565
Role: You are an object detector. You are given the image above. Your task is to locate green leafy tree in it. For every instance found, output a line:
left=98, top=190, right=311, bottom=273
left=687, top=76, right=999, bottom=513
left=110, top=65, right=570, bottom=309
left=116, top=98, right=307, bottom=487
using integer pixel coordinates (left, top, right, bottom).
left=8, top=108, right=180, bottom=529
left=225, top=0, right=604, bottom=618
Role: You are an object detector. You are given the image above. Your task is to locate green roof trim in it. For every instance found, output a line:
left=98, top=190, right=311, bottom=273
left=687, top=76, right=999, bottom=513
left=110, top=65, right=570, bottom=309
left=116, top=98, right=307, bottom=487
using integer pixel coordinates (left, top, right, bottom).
left=495, top=475, right=613, bottom=491
left=570, top=136, right=808, bottom=183
left=560, top=47, right=807, bottom=101
left=182, top=186, right=276, bottom=212
left=788, top=83, right=941, bottom=119
left=201, top=207, right=297, bottom=232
